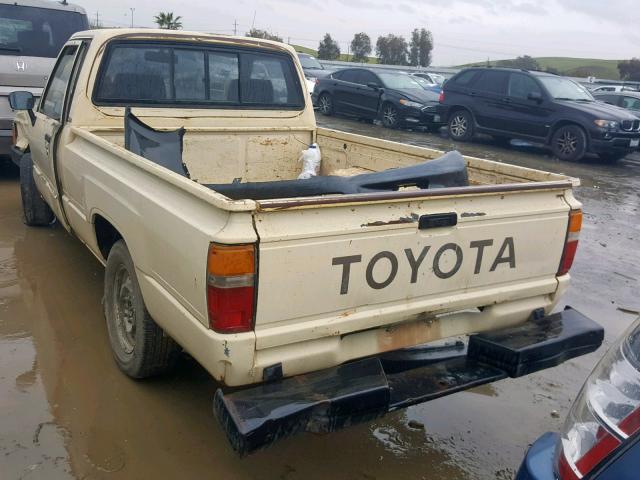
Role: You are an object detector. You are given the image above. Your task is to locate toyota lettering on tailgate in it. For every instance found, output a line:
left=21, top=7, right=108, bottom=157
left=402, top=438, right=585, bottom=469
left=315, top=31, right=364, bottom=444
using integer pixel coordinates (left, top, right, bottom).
left=332, top=237, right=516, bottom=295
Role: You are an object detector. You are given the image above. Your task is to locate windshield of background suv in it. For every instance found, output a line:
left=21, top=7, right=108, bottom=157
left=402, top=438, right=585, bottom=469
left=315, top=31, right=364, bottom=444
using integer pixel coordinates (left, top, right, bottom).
left=298, top=54, right=323, bottom=70
left=378, top=73, right=423, bottom=89
left=0, top=4, right=87, bottom=58
left=538, top=76, right=594, bottom=101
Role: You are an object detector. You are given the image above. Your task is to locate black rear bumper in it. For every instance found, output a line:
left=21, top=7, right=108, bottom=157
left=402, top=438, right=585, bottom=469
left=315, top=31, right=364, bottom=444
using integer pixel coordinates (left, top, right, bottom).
left=214, top=307, right=603, bottom=456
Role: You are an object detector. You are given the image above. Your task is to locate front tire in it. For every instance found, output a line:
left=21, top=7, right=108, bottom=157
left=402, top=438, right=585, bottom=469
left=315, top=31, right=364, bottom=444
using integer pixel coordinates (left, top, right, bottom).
left=551, top=125, right=587, bottom=162
left=318, top=93, right=334, bottom=116
left=20, top=153, right=55, bottom=226
left=381, top=103, right=400, bottom=129
left=448, top=109, right=474, bottom=141
left=104, top=240, right=180, bottom=379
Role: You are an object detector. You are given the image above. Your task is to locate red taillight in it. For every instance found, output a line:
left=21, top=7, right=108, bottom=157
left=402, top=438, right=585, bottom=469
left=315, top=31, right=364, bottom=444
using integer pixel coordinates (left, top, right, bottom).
left=555, top=317, right=640, bottom=479
left=206, top=243, right=256, bottom=333
left=558, top=209, right=582, bottom=276
left=438, top=90, right=445, bottom=103
left=315, top=78, right=320, bottom=86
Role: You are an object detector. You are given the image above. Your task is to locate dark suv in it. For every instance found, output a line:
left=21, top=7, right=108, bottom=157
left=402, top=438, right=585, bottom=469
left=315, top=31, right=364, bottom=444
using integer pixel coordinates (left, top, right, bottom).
left=438, top=68, right=640, bottom=162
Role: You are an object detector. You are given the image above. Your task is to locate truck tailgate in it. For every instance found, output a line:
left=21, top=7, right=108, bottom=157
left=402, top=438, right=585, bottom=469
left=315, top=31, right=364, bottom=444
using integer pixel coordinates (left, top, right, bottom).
left=252, top=187, right=571, bottom=350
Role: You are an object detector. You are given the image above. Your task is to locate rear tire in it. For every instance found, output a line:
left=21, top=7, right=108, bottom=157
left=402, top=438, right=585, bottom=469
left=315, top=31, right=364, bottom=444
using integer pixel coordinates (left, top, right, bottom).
left=318, top=93, right=334, bottom=116
left=20, top=153, right=55, bottom=226
left=551, top=125, right=587, bottom=162
left=104, top=240, right=181, bottom=379
left=448, top=110, right=474, bottom=141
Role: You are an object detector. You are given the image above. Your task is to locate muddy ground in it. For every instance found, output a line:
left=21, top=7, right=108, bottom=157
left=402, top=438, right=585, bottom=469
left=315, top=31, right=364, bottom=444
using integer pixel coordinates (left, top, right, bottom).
left=1, top=115, right=638, bottom=479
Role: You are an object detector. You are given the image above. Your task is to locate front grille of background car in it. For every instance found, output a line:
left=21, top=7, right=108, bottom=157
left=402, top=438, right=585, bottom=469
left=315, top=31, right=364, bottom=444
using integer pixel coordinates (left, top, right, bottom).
left=621, top=120, right=640, bottom=131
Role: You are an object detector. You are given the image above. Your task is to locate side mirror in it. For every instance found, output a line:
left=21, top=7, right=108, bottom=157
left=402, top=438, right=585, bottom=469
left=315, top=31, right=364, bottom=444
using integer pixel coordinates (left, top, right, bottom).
left=9, top=91, right=36, bottom=125
left=367, top=82, right=380, bottom=91
left=527, top=91, right=543, bottom=103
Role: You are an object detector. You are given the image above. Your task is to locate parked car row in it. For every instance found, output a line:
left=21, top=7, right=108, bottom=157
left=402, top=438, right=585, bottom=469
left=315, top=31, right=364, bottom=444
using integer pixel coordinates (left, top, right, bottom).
left=313, top=67, right=444, bottom=129
left=312, top=64, right=640, bottom=163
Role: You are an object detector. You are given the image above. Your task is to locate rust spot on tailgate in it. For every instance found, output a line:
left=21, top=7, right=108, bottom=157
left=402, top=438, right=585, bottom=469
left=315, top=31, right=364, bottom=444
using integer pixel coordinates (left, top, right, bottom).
left=362, top=213, right=419, bottom=228
left=460, top=212, right=487, bottom=218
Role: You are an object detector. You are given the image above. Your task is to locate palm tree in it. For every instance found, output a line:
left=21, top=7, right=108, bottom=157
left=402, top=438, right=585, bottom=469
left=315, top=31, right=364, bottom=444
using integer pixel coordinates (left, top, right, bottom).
left=154, top=12, right=183, bottom=30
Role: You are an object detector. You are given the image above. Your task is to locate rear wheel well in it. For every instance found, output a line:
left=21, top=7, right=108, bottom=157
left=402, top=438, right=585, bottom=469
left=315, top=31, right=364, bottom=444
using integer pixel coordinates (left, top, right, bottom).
left=94, top=215, right=123, bottom=261
left=447, top=106, right=473, bottom=124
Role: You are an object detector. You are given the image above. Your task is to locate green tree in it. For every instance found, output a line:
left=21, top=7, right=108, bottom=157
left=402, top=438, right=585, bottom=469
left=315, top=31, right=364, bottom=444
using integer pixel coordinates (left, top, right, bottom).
left=618, top=58, right=640, bottom=81
left=408, top=28, right=433, bottom=67
left=318, top=33, right=341, bottom=60
left=154, top=12, right=182, bottom=30
left=245, top=28, right=283, bottom=42
left=350, top=32, right=372, bottom=63
left=376, top=34, right=409, bottom=65
left=497, top=55, right=540, bottom=70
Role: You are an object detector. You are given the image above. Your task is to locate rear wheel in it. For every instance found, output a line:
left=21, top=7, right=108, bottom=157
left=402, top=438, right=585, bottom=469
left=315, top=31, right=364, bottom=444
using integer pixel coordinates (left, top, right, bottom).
left=551, top=125, right=587, bottom=162
left=318, top=93, right=333, bottom=116
left=19, top=153, right=55, bottom=226
left=104, top=240, right=181, bottom=379
left=381, top=103, right=400, bottom=129
left=448, top=110, right=474, bottom=141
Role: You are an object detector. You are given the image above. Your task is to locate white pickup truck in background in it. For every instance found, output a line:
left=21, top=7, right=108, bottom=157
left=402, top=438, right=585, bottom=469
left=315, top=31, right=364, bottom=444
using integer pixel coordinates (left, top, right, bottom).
left=9, top=29, right=603, bottom=454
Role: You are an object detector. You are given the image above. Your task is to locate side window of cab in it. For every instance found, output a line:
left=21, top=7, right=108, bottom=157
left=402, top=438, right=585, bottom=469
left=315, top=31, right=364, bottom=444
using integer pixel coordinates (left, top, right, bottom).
left=39, top=45, right=78, bottom=120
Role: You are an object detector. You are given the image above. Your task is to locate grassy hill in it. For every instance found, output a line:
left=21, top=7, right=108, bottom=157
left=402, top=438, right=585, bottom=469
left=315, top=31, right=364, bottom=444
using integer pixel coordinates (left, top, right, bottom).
left=291, top=44, right=378, bottom=63
left=459, top=57, right=622, bottom=80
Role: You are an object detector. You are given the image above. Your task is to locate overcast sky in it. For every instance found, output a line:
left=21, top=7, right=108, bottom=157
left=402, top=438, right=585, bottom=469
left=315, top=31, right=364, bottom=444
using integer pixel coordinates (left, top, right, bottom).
left=74, top=0, right=639, bottom=65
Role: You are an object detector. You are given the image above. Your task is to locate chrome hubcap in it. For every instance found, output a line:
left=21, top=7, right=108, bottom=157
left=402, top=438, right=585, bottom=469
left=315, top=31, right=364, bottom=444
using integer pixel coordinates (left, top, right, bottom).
left=319, top=95, right=331, bottom=113
left=557, top=131, right=578, bottom=156
left=114, top=265, right=136, bottom=354
left=450, top=115, right=468, bottom=137
left=383, top=106, right=397, bottom=125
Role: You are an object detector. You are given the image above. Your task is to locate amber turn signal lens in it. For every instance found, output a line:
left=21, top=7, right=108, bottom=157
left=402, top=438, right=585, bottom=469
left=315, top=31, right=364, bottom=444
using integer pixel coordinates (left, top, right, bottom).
left=207, top=244, right=255, bottom=277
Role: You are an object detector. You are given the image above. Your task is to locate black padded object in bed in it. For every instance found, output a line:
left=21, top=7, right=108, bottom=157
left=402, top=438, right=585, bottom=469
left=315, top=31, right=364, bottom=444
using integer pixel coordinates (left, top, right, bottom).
left=206, top=150, right=468, bottom=200
left=124, top=108, right=190, bottom=177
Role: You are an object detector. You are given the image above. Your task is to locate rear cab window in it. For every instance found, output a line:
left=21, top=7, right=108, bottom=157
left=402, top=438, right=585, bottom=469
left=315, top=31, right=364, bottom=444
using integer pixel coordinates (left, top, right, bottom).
left=93, top=41, right=304, bottom=109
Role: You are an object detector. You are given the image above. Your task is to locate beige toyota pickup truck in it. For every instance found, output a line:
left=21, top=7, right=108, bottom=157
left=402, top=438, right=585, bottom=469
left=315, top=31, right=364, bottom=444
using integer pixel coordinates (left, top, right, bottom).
left=10, top=29, right=602, bottom=454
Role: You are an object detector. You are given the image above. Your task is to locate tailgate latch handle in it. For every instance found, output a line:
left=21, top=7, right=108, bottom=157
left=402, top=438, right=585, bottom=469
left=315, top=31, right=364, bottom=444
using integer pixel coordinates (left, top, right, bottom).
left=419, top=212, right=458, bottom=230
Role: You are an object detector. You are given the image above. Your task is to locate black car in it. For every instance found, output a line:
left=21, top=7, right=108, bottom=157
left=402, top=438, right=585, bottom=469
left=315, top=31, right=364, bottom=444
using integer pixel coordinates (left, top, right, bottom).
left=595, top=91, right=640, bottom=116
left=313, top=68, right=444, bottom=130
left=297, top=52, right=332, bottom=81
left=438, top=67, right=640, bottom=162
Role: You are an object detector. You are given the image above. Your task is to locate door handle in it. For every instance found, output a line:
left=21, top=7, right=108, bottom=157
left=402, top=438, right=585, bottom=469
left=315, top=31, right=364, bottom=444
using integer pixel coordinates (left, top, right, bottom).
left=502, top=98, right=511, bottom=103
left=469, top=92, right=477, bottom=96
left=419, top=213, right=458, bottom=230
